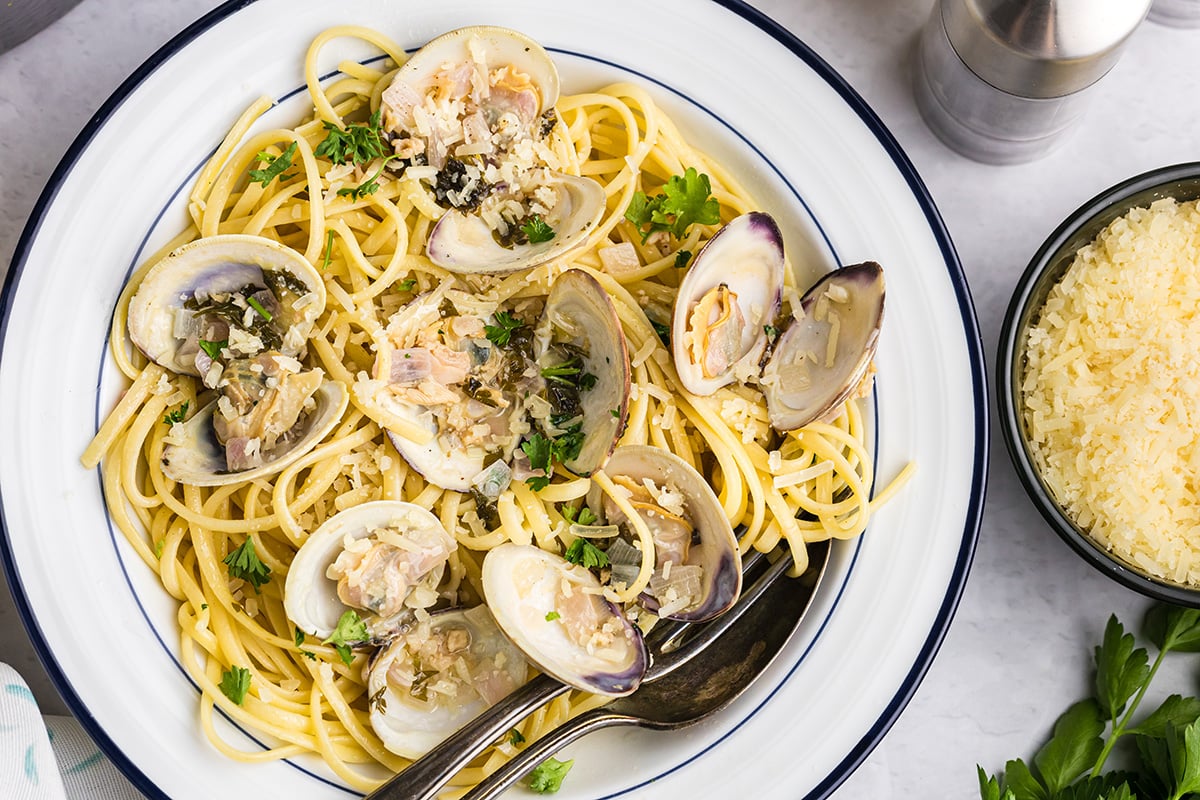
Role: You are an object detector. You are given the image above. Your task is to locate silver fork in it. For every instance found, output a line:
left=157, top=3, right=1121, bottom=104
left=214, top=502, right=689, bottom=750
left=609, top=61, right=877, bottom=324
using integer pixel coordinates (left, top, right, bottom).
left=366, top=542, right=826, bottom=800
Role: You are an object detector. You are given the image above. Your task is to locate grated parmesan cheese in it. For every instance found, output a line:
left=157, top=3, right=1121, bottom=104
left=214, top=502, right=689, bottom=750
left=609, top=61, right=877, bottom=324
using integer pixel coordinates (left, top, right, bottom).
left=1022, top=198, right=1200, bottom=586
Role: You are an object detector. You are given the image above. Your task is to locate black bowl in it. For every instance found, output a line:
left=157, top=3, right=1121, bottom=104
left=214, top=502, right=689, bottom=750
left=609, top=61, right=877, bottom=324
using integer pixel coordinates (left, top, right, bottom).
left=998, top=162, right=1200, bottom=607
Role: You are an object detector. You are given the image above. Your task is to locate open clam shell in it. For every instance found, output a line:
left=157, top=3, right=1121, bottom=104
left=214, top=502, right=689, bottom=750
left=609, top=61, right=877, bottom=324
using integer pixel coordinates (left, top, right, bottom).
left=426, top=173, right=606, bottom=275
left=128, top=235, right=325, bottom=377
left=366, top=605, right=528, bottom=759
left=671, top=212, right=785, bottom=396
left=482, top=543, right=647, bottom=697
left=284, top=500, right=457, bottom=642
left=597, top=445, right=741, bottom=622
left=536, top=269, right=630, bottom=476
left=761, top=261, right=885, bottom=431
left=160, top=379, right=347, bottom=487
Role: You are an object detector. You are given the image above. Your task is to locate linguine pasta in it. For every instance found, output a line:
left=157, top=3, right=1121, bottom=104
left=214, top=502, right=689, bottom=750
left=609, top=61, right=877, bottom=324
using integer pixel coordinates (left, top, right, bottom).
left=81, top=24, right=911, bottom=795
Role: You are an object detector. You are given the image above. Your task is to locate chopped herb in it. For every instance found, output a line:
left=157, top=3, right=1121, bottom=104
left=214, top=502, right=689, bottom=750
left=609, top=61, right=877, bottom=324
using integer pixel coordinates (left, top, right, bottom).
left=528, top=757, right=574, bottom=793
left=153, top=538, right=165, bottom=558
left=200, top=603, right=208, bottom=611
left=675, top=249, right=693, bottom=268
left=432, top=156, right=492, bottom=211
left=369, top=686, right=388, bottom=714
left=396, top=277, right=417, bottom=292
left=219, top=665, right=251, bottom=706
left=610, top=408, right=620, bottom=418
left=337, top=155, right=401, bottom=200
left=222, top=537, right=271, bottom=591
left=314, top=109, right=386, bottom=166
left=321, top=229, right=335, bottom=270
left=198, top=338, right=227, bottom=360
left=293, top=627, right=305, bottom=648
left=526, top=475, right=551, bottom=492
left=301, top=650, right=316, bottom=661
left=520, top=215, right=556, bottom=244
left=564, top=538, right=609, bottom=570
left=545, top=611, right=561, bottom=622
left=508, top=728, right=526, bottom=746
left=561, top=505, right=598, bottom=526
left=551, top=426, right=585, bottom=465
left=248, top=142, right=298, bottom=187
left=522, top=433, right=553, bottom=474
left=624, top=167, right=721, bottom=243
left=651, top=320, right=671, bottom=346
left=541, top=362, right=581, bottom=381
left=485, top=311, right=526, bottom=347
left=578, top=372, right=598, bottom=391
left=764, top=324, right=780, bottom=341
left=162, top=400, right=189, bottom=426
left=246, top=296, right=272, bottom=321
left=323, top=609, right=368, bottom=666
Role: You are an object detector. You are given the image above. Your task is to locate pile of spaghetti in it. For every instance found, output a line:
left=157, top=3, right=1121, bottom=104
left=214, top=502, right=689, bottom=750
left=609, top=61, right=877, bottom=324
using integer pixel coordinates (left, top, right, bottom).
left=82, top=24, right=909, bottom=794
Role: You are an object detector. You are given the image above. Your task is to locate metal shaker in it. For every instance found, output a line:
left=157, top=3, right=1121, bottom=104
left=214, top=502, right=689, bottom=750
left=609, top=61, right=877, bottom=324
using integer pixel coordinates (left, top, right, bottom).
left=914, top=0, right=1152, bottom=164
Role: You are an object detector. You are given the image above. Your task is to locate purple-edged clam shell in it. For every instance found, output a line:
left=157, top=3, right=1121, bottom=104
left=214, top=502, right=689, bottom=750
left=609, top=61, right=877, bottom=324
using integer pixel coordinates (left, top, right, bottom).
left=481, top=544, right=647, bottom=697
left=671, top=212, right=785, bottom=396
left=761, top=261, right=885, bottom=431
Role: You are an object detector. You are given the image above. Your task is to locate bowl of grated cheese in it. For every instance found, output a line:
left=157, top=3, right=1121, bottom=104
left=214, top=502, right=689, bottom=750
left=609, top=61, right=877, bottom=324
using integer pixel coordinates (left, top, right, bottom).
left=999, top=162, right=1200, bottom=606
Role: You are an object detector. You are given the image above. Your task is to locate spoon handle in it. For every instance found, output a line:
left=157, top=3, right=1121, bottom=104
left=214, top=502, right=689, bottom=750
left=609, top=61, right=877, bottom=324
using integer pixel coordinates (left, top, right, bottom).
left=365, top=673, right=569, bottom=800
left=460, top=708, right=633, bottom=800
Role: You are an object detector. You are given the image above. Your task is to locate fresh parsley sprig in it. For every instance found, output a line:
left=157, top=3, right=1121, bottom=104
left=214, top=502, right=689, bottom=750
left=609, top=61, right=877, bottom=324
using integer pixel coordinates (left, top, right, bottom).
left=624, top=167, right=720, bottom=244
left=219, top=665, right=251, bottom=706
left=484, top=311, right=526, bottom=347
left=223, top=537, right=271, bottom=591
left=163, top=401, right=189, bottom=426
left=323, top=609, right=369, bottom=666
left=980, top=605, right=1200, bottom=800
left=519, top=215, right=556, bottom=244
left=248, top=142, right=298, bottom=187
left=564, top=538, right=609, bottom=570
left=528, top=757, right=574, bottom=794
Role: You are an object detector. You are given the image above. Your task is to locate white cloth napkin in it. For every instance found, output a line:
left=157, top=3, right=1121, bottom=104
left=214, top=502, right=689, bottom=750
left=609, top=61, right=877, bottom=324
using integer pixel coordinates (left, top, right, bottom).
left=1, top=663, right=142, bottom=799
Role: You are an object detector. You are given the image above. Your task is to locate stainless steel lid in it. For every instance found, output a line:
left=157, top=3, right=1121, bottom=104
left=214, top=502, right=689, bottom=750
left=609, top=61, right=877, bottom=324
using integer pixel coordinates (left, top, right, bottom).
left=942, top=0, right=1152, bottom=98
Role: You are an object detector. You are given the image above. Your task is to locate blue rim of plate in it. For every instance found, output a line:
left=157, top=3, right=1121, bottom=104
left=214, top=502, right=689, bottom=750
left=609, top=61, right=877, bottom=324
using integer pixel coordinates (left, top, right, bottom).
left=0, top=1, right=987, bottom=797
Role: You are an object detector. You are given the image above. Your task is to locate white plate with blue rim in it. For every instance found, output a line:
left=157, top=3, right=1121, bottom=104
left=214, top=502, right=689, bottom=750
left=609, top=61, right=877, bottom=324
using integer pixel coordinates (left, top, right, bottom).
left=0, top=0, right=986, bottom=797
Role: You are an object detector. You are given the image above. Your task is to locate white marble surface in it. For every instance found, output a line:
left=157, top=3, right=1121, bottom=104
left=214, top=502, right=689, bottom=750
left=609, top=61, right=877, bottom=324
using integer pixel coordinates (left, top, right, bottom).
left=1, top=1, right=1198, bottom=797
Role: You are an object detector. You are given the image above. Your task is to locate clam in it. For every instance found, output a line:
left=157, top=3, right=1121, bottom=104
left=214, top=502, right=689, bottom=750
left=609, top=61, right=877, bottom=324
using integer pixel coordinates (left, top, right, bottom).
left=161, top=378, right=347, bottom=486
left=128, top=234, right=325, bottom=377
left=591, top=445, right=741, bottom=622
left=534, top=269, right=630, bottom=477
left=761, top=262, right=885, bottom=431
left=482, top=543, right=647, bottom=697
left=671, top=212, right=785, bottom=396
left=380, top=26, right=605, bottom=275
left=284, top=501, right=458, bottom=644
left=366, top=605, right=528, bottom=759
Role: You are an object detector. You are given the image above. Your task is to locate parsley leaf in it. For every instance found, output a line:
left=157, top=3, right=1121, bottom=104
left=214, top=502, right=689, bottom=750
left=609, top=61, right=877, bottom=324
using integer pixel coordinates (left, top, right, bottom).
left=528, top=757, right=574, bottom=794
left=522, top=433, right=553, bottom=474
left=396, top=277, right=417, bottom=292
left=314, top=110, right=387, bottom=166
left=674, top=249, right=692, bottom=268
left=248, top=142, right=298, bottom=187
left=1034, top=699, right=1105, bottom=794
left=564, top=538, right=609, bottom=570
left=222, top=537, right=271, bottom=591
left=294, top=627, right=305, bottom=648
left=561, top=505, right=598, bottom=526
left=1095, top=615, right=1150, bottom=721
left=163, top=400, right=189, bottom=426
left=525, top=475, right=551, bottom=492
left=246, top=296, right=272, bottom=321
left=219, top=665, right=251, bottom=706
left=508, top=728, right=526, bottom=746
left=323, top=610, right=368, bottom=666
left=337, top=155, right=401, bottom=200
left=485, top=311, right=526, bottom=347
left=545, top=611, right=561, bottom=621
left=198, top=338, right=227, bottom=360
left=520, top=215, right=556, bottom=244
left=651, top=320, right=671, bottom=346
left=321, top=229, right=336, bottom=270
left=624, top=167, right=720, bottom=243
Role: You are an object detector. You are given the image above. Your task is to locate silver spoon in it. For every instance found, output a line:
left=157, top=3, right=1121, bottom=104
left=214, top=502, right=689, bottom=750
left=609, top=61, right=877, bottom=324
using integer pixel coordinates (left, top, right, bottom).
left=366, top=540, right=827, bottom=800
left=460, top=538, right=829, bottom=800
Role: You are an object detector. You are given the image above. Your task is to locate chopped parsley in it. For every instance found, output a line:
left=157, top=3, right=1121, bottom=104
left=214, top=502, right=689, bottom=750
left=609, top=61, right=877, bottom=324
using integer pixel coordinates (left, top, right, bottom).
left=485, top=311, right=526, bottom=347
left=545, top=611, right=561, bottom=622
left=651, top=320, right=671, bottom=346
left=675, top=249, right=693, bottom=268
left=293, top=627, right=305, bottom=648
left=528, top=757, right=574, bottom=793
left=541, top=357, right=596, bottom=390
left=248, top=141, right=298, bottom=187
left=624, top=167, right=721, bottom=243
left=323, top=609, right=368, bottom=665
left=222, top=537, right=271, bottom=591
left=314, top=109, right=386, bottom=166
left=219, top=665, right=251, bottom=706
left=564, top=538, right=609, bottom=570
left=162, top=400, right=189, bottom=426
left=396, top=277, right=417, bottom=292
left=508, top=728, right=526, bottom=746
left=764, top=324, right=780, bottom=341
left=246, top=296, right=272, bottom=321
left=153, top=538, right=165, bottom=558
left=519, top=215, right=556, bottom=244
left=337, top=155, right=401, bottom=200
left=321, top=229, right=335, bottom=270
left=561, top=505, right=598, bottom=526
left=198, top=338, right=227, bottom=360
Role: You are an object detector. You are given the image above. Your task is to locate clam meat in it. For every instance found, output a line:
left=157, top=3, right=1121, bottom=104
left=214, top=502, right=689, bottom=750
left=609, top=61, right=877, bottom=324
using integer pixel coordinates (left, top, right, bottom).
left=379, top=26, right=605, bottom=274
left=285, top=501, right=458, bottom=644
left=366, top=605, right=528, bottom=758
left=482, top=543, right=647, bottom=696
